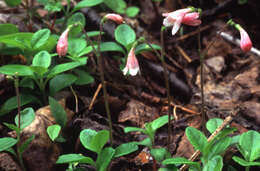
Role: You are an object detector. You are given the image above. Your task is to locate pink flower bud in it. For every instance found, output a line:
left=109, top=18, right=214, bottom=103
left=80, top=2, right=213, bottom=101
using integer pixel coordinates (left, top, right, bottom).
left=123, top=47, right=140, bottom=76
left=182, top=12, right=201, bottom=26
left=56, top=28, right=69, bottom=57
left=104, top=13, right=124, bottom=24
left=239, top=27, right=252, bottom=52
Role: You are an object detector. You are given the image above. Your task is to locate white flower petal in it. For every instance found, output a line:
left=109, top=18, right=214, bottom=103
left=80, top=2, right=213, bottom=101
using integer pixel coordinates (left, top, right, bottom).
left=122, top=67, right=129, bottom=75
left=171, top=19, right=182, bottom=35
left=163, top=18, right=173, bottom=27
left=129, top=67, right=139, bottom=76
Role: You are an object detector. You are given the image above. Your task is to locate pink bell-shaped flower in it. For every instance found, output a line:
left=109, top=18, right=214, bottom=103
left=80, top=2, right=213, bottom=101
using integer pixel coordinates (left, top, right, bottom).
left=104, top=13, right=124, bottom=24
left=123, top=47, right=140, bottom=76
left=162, top=8, right=193, bottom=35
left=56, top=28, right=70, bottom=57
left=239, top=27, right=252, bottom=52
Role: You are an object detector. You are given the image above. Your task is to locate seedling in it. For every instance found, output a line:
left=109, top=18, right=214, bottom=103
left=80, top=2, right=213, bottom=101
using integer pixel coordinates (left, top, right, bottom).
left=56, top=129, right=138, bottom=171
left=161, top=118, right=237, bottom=171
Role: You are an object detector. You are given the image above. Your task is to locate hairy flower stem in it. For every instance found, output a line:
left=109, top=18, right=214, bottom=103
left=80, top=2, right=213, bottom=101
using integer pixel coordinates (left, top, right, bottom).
left=160, top=28, right=172, bottom=151
left=99, top=22, right=113, bottom=145
left=14, top=76, right=26, bottom=171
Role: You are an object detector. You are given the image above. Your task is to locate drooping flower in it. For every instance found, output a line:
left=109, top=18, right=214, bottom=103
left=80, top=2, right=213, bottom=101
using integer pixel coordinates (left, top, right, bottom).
left=182, top=12, right=201, bottom=26
left=123, top=47, right=140, bottom=76
left=238, top=27, right=252, bottom=52
left=56, top=28, right=70, bottom=57
left=162, top=8, right=202, bottom=35
left=162, top=8, right=193, bottom=35
left=104, top=13, right=124, bottom=24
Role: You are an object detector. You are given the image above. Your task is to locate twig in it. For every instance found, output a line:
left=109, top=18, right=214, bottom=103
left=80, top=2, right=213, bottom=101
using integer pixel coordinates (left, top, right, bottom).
left=70, top=86, right=78, bottom=113
left=175, top=25, right=211, bottom=42
left=179, top=111, right=237, bottom=171
left=89, top=83, right=102, bottom=110
left=175, top=45, right=192, bottom=63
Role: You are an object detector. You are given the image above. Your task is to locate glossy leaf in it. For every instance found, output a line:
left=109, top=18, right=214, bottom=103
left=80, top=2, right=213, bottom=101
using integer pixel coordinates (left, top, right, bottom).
left=135, top=43, right=161, bottom=55
left=47, top=57, right=87, bottom=78
left=56, top=153, right=95, bottom=165
left=15, top=107, right=35, bottom=129
left=100, top=42, right=125, bottom=54
left=77, top=46, right=94, bottom=57
left=124, top=127, right=146, bottom=134
left=206, top=118, right=223, bottom=134
left=96, top=147, right=115, bottom=171
left=49, top=74, right=77, bottom=95
left=103, top=0, right=126, bottom=14
left=0, top=24, right=18, bottom=36
left=114, top=142, right=138, bottom=158
left=31, top=29, right=50, bottom=49
left=47, top=124, right=61, bottom=141
left=239, top=130, right=260, bottom=162
left=68, top=38, right=86, bottom=57
left=205, top=137, right=231, bottom=160
left=0, top=94, right=39, bottom=116
left=80, top=129, right=109, bottom=154
left=203, top=155, right=223, bottom=171
left=4, top=0, right=21, bottom=7
left=151, top=115, right=172, bottom=131
left=73, top=0, right=104, bottom=12
left=186, top=127, right=207, bottom=152
left=0, top=64, right=33, bottom=76
left=74, top=69, right=94, bottom=85
left=32, top=51, right=51, bottom=68
left=126, top=6, right=140, bottom=18
left=150, top=148, right=171, bottom=162
left=49, top=97, right=67, bottom=128
left=0, top=32, right=32, bottom=49
left=0, top=137, right=17, bottom=152
left=232, top=156, right=260, bottom=166
left=115, top=24, right=136, bottom=47
left=162, top=157, right=201, bottom=170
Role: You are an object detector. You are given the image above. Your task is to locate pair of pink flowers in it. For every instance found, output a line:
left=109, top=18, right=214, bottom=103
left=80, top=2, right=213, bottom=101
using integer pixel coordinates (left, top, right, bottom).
left=162, top=8, right=201, bottom=35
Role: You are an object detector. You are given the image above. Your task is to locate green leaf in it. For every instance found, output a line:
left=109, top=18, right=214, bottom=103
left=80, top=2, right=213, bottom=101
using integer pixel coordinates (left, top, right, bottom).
left=186, top=127, right=207, bottom=152
left=49, top=74, right=77, bottom=95
left=20, top=77, right=34, bottom=89
left=203, top=155, right=223, bottom=171
left=73, top=0, right=104, bottom=12
left=80, top=129, right=109, bottom=154
left=162, top=157, right=200, bottom=170
left=0, top=94, right=39, bottom=116
left=37, top=0, right=62, bottom=12
left=77, top=46, right=94, bottom=57
left=100, top=42, right=125, bottom=54
left=135, top=43, right=161, bottom=55
left=0, top=64, right=33, bottom=76
left=31, top=29, right=50, bottom=49
left=103, top=0, right=126, bottom=14
left=15, top=107, right=35, bottom=129
left=18, top=135, right=35, bottom=154
left=74, top=69, right=94, bottom=85
left=115, top=24, right=136, bottom=48
left=30, top=66, right=48, bottom=76
left=126, top=6, right=140, bottom=18
left=124, top=127, right=146, bottom=134
left=205, top=137, right=231, bottom=160
left=0, top=32, right=32, bottom=49
left=232, top=156, right=260, bottom=166
left=239, top=130, right=260, bottom=162
left=47, top=57, right=87, bottom=78
left=4, top=0, right=21, bottom=7
left=206, top=118, right=224, bottom=134
left=86, top=31, right=104, bottom=37
left=238, top=0, right=248, bottom=5
left=151, top=148, right=171, bottom=162
left=0, top=24, right=18, bottom=36
left=0, top=137, right=17, bottom=152
left=96, top=147, right=115, bottom=171
left=151, top=115, right=172, bottom=132
left=3, top=123, right=21, bottom=134
left=47, top=124, right=61, bottom=141
left=68, top=38, right=86, bottom=57
left=135, top=137, right=152, bottom=147
left=114, top=142, right=138, bottom=158
left=56, top=153, right=95, bottom=165
left=32, top=50, right=51, bottom=68
left=48, top=97, right=67, bottom=128
left=67, top=12, right=86, bottom=28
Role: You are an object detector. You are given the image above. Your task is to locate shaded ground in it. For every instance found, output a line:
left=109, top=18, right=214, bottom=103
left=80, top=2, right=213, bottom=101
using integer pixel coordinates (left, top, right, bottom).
left=1, top=0, right=260, bottom=170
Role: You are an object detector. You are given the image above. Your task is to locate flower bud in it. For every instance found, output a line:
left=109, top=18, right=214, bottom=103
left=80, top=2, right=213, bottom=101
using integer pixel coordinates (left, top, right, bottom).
left=104, top=13, right=124, bottom=24
left=239, top=27, right=252, bottom=52
left=56, top=28, right=70, bottom=57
